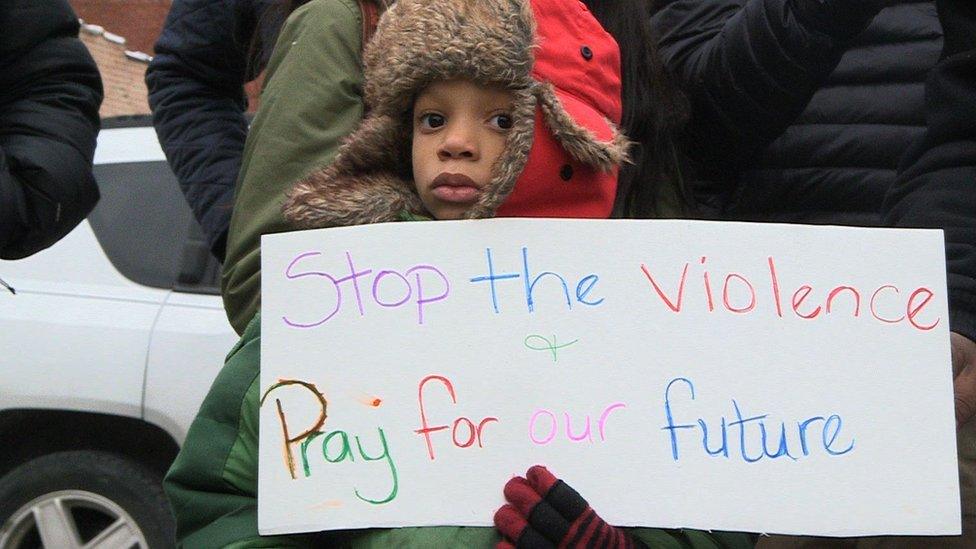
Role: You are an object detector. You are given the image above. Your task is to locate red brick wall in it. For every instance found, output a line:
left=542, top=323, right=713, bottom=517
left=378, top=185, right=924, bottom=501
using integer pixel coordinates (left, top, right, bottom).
left=68, top=0, right=262, bottom=112
left=69, top=0, right=171, bottom=55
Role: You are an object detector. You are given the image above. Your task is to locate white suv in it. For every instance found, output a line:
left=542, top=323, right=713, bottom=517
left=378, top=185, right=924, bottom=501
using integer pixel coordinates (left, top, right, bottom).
left=0, top=117, right=238, bottom=548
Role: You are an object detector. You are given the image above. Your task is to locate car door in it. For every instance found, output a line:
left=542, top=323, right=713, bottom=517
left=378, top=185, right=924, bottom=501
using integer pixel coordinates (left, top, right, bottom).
left=0, top=125, right=171, bottom=417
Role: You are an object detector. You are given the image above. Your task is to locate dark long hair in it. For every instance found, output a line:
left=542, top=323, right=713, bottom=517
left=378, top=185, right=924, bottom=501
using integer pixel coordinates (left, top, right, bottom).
left=582, top=0, right=693, bottom=218
left=246, top=0, right=311, bottom=78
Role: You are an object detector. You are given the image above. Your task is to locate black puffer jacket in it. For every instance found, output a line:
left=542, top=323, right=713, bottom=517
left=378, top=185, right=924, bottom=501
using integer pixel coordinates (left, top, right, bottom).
left=653, top=0, right=941, bottom=225
left=146, top=0, right=281, bottom=262
left=0, top=0, right=102, bottom=259
left=884, top=0, right=976, bottom=342
left=654, top=0, right=976, bottom=339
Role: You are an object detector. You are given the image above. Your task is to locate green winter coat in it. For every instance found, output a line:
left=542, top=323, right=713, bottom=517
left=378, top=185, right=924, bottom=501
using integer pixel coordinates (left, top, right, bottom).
left=190, top=2, right=753, bottom=545
left=164, top=313, right=755, bottom=548
left=221, top=0, right=368, bottom=335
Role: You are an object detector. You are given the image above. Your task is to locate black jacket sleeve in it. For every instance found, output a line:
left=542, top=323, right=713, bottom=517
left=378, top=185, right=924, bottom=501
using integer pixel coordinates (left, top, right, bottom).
left=883, top=0, right=976, bottom=342
left=651, top=0, right=883, bottom=172
left=146, top=0, right=276, bottom=262
left=0, top=0, right=102, bottom=259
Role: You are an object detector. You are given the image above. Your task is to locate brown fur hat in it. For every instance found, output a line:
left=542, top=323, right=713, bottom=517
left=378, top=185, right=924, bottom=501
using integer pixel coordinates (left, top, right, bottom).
left=283, top=0, right=629, bottom=228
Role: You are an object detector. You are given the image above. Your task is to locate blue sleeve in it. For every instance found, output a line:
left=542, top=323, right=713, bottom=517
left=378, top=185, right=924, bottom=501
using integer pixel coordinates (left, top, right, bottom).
left=146, top=0, right=272, bottom=260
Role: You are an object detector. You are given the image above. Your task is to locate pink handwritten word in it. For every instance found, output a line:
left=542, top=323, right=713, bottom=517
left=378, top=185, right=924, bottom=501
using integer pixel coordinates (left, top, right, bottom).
left=529, top=403, right=627, bottom=445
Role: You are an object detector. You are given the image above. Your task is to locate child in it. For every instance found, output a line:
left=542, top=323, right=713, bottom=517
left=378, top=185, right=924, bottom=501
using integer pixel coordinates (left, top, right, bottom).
left=282, top=0, right=628, bottom=227
left=166, top=0, right=751, bottom=547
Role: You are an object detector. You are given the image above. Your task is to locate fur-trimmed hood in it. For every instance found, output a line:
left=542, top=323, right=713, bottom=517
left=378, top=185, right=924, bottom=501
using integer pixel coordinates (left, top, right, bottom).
left=283, top=0, right=629, bottom=228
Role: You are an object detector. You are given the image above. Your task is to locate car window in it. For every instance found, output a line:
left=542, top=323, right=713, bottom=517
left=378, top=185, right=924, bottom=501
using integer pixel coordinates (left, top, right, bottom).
left=89, top=160, right=220, bottom=294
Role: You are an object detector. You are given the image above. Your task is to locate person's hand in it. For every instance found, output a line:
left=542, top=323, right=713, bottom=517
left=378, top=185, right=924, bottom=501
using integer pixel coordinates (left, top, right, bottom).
left=494, top=465, right=647, bottom=549
left=951, top=332, right=976, bottom=428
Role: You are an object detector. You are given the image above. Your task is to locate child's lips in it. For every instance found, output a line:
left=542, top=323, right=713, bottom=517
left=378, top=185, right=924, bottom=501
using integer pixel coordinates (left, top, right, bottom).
left=431, top=173, right=481, bottom=203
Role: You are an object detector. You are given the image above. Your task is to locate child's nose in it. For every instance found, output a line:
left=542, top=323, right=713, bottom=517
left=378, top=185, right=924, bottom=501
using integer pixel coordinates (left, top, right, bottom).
left=437, top=125, right=479, bottom=160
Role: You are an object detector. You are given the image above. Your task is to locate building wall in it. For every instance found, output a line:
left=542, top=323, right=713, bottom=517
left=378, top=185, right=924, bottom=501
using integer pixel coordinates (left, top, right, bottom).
left=69, top=0, right=171, bottom=55
left=68, top=0, right=262, bottom=116
left=79, top=27, right=152, bottom=118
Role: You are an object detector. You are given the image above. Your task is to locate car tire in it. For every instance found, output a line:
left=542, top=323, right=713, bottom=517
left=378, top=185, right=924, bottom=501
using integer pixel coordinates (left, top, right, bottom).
left=0, top=451, right=175, bottom=548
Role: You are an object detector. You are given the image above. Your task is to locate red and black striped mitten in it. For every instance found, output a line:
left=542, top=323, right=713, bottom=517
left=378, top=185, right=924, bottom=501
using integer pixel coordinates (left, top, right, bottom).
left=494, top=465, right=648, bottom=549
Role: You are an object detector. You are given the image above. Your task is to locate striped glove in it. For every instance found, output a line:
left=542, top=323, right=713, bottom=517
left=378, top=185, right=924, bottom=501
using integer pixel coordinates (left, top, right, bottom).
left=494, top=465, right=648, bottom=549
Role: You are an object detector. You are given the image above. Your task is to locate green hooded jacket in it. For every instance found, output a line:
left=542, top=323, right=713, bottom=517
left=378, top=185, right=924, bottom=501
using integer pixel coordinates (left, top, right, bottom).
left=198, top=2, right=746, bottom=543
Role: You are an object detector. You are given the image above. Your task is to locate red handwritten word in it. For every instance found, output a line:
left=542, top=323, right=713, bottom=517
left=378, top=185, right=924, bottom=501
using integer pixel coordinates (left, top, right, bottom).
left=415, top=375, right=498, bottom=460
left=640, top=256, right=939, bottom=330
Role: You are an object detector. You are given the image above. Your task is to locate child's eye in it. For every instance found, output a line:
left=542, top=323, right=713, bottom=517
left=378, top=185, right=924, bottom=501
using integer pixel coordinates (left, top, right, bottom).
left=419, top=113, right=446, bottom=130
left=490, top=113, right=513, bottom=131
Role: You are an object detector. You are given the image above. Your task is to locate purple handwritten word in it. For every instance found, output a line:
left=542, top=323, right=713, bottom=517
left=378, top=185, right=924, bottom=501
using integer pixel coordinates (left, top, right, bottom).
left=282, top=251, right=450, bottom=328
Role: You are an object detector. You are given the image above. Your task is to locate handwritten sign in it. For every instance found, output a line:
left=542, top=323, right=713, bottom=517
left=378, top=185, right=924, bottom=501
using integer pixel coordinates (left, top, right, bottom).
left=259, top=219, right=959, bottom=537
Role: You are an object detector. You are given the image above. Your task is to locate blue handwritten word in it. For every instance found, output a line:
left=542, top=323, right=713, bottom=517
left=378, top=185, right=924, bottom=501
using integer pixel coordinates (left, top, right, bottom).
left=469, top=247, right=604, bottom=314
left=282, top=251, right=450, bottom=327
left=524, top=335, right=579, bottom=362
left=662, top=377, right=854, bottom=462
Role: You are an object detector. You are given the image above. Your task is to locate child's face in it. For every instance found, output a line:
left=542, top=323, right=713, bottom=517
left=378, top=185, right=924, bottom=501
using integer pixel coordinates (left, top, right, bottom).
left=412, top=79, right=515, bottom=220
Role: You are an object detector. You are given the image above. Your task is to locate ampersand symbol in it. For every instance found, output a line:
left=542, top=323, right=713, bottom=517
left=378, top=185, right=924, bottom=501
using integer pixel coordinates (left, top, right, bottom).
left=523, top=334, right=579, bottom=362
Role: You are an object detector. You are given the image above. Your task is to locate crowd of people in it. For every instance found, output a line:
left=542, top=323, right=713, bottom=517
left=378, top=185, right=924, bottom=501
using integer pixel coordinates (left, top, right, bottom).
left=2, top=0, right=972, bottom=546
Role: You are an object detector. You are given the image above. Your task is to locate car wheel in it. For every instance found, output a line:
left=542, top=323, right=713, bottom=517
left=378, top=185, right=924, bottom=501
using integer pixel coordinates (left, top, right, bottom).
left=0, top=451, right=175, bottom=548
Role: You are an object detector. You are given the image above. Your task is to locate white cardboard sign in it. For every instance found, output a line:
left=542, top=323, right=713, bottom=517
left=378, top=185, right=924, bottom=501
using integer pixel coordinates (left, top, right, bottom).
left=259, top=219, right=959, bottom=537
